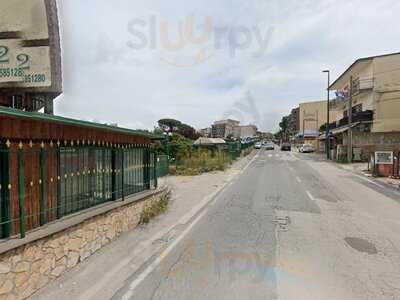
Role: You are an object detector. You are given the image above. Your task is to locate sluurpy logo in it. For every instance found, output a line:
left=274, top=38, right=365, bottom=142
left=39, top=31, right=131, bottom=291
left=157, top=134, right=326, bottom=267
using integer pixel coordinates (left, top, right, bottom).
left=127, top=14, right=274, bottom=67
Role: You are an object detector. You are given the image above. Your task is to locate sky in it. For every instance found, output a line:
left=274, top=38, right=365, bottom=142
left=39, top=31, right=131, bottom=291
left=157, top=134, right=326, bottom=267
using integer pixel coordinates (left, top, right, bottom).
left=55, top=0, right=400, bottom=132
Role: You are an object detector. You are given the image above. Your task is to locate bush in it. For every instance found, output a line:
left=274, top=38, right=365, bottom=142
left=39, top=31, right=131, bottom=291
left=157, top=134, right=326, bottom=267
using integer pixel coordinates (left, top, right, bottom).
left=173, top=149, right=232, bottom=176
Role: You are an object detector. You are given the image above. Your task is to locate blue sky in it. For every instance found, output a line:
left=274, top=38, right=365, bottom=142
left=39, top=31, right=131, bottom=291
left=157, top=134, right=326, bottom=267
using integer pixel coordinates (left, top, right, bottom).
left=55, top=0, right=400, bottom=132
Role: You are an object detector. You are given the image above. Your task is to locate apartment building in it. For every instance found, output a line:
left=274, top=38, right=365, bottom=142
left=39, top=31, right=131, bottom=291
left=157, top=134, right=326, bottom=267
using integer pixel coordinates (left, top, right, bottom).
left=296, top=100, right=339, bottom=150
left=211, top=119, right=240, bottom=138
left=233, top=125, right=258, bottom=139
left=329, top=52, right=400, bottom=162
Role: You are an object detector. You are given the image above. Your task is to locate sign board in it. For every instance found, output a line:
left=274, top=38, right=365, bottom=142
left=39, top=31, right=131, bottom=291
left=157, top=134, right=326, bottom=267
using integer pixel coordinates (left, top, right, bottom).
left=0, top=0, right=61, bottom=93
left=375, top=151, right=393, bottom=165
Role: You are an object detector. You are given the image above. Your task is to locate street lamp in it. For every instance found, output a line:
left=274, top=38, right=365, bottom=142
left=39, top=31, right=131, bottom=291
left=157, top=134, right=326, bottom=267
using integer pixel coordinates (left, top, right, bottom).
left=323, top=70, right=330, bottom=159
left=163, top=131, right=173, bottom=160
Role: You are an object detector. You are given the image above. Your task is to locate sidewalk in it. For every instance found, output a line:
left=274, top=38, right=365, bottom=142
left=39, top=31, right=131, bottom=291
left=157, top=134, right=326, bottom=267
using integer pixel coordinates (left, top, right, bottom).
left=296, top=151, right=400, bottom=191
left=29, top=153, right=255, bottom=300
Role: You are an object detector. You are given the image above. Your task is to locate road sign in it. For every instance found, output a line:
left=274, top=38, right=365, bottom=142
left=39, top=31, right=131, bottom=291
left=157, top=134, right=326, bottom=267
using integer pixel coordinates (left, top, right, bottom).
left=375, top=151, right=394, bottom=165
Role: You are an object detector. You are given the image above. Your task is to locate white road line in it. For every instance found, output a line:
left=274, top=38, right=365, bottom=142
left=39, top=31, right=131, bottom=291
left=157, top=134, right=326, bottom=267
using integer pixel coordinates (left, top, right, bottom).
left=241, top=153, right=259, bottom=173
left=268, top=154, right=273, bottom=158
left=352, top=173, right=386, bottom=189
left=122, top=209, right=208, bottom=299
left=306, top=190, right=316, bottom=201
left=296, top=176, right=302, bottom=183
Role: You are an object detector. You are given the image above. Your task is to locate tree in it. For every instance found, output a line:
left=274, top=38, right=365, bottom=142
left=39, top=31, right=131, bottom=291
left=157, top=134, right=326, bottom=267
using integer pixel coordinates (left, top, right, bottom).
left=157, top=119, right=200, bottom=140
left=158, top=119, right=182, bottom=133
left=169, top=134, right=193, bottom=161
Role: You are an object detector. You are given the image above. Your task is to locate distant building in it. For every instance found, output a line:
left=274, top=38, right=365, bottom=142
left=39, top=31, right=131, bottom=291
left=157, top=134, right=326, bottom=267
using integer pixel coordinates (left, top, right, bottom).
left=193, top=137, right=227, bottom=151
left=211, top=119, right=240, bottom=138
left=233, top=125, right=258, bottom=139
left=200, top=127, right=212, bottom=137
left=257, top=132, right=274, bottom=140
left=297, top=100, right=339, bottom=150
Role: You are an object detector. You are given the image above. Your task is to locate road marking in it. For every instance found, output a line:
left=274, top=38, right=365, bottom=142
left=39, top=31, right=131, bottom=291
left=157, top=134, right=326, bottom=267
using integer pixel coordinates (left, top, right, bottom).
left=352, top=173, right=386, bottom=189
left=306, top=190, right=316, bottom=201
left=241, top=153, right=259, bottom=174
left=268, top=154, right=273, bottom=158
left=296, top=176, right=302, bottom=183
left=122, top=209, right=208, bottom=299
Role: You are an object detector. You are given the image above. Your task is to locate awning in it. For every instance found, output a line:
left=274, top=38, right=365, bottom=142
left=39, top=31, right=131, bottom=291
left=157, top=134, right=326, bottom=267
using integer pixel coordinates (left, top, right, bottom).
left=331, top=122, right=360, bottom=135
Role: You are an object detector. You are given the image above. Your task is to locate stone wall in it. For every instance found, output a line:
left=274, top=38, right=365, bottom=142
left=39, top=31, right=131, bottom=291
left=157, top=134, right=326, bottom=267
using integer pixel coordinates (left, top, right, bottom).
left=0, top=192, right=162, bottom=300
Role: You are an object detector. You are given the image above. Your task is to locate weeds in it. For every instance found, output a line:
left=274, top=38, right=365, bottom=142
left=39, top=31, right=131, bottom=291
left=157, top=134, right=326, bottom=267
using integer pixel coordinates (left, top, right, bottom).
left=140, top=190, right=172, bottom=224
left=172, top=150, right=233, bottom=176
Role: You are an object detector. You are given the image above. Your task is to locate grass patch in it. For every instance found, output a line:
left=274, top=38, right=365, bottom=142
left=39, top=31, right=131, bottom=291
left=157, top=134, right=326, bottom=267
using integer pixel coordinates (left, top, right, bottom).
left=173, top=150, right=233, bottom=176
left=140, top=190, right=172, bottom=224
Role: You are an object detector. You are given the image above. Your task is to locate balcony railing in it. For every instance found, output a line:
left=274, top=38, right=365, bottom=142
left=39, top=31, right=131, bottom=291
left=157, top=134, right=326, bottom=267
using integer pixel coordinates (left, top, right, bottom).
left=329, top=110, right=373, bottom=130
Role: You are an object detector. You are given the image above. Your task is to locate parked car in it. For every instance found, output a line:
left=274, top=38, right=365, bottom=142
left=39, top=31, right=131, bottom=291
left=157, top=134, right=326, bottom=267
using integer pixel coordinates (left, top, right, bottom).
left=300, top=144, right=315, bottom=153
left=280, top=142, right=291, bottom=151
left=255, top=142, right=262, bottom=149
left=265, top=142, right=275, bottom=150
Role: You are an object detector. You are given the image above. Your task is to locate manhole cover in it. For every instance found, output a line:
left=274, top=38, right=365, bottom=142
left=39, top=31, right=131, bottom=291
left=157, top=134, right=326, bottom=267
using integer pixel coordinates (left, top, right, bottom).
left=345, top=237, right=378, bottom=255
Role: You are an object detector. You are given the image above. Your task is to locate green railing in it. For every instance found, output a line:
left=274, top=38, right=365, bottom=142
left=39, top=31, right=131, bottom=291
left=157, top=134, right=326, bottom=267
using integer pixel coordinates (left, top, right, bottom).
left=157, top=155, right=169, bottom=178
left=0, top=143, right=158, bottom=240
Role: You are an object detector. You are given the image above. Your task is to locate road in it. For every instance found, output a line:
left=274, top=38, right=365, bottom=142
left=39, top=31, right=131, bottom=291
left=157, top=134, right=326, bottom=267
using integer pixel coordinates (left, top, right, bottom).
left=113, top=149, right=400, bottom=300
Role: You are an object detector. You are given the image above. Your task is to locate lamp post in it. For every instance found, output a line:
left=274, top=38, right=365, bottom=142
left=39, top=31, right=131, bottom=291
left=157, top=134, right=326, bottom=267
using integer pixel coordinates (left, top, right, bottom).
left=163, top=131, right=172, bottom=160
left=323, top=70, right=330, bottom=159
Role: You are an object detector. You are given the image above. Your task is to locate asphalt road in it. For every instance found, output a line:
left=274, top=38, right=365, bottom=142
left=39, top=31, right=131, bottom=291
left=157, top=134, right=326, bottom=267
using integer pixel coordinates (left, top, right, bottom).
left=113, top=150, right=330, bottom=300
left=114, top=149, right=400, bottom=300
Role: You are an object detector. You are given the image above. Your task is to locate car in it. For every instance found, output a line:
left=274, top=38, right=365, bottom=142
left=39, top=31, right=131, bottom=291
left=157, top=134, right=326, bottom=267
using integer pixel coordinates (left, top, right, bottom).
left=300, top=143, right=315, bottom=153
left=265, top=142, right=275, bottom=150
left=280, top=142, right=291, bottom=151
left=255, top=142, right=262, bottom=149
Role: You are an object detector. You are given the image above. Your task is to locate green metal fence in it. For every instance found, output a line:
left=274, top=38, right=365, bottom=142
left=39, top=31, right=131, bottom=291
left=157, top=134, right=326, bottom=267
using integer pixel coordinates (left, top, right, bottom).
left=156, top=155, right=169, bottom=178
left=0, top=142, right=158, bottom=240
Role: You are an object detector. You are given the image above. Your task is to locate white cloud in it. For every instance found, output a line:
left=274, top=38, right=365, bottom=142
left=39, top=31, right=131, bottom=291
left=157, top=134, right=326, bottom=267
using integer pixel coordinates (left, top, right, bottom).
left=55, top=0, right=400, bottom=132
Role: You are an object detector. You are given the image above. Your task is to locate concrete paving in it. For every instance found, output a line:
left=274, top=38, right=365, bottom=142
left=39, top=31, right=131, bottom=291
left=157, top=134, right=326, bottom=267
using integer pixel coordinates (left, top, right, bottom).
left=31, top=149, right=400, bottom=300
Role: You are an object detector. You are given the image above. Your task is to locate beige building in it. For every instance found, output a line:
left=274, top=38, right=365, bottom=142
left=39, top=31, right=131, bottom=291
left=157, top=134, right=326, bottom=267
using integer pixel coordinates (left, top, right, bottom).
left=233, top=125, right=258, bottom=139
left=211, top=119, right=240, bottom=138
left=329, top=52, right=400, bottom=162
left=299, top=100, right=339, bottom=134
left=297, top=100, right=339, bottom=150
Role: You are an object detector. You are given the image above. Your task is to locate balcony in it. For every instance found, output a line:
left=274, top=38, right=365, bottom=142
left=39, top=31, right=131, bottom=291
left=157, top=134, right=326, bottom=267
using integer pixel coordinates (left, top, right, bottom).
left=333, top=77, right=374, bottom=102
left=329, top=110, right=373, bottom=130
left=352, top=77, right=374, bottom=96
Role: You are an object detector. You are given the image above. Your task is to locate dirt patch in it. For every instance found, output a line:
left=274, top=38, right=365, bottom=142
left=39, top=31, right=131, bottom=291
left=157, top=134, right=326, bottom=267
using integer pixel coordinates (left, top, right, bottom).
left=345, top=237, right=378, bottom=255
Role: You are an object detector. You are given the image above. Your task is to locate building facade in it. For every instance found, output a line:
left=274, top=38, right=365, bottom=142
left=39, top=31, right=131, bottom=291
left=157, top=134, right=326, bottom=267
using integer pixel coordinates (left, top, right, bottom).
left=233, top=125, right=258, bottom=139
left=211, top=119, right=240, bottom=138
left=297, top=100, right=339, bottom=150
left=329, top=52, right=400, bottom=165
left=200, top=128, right=212, bottom=137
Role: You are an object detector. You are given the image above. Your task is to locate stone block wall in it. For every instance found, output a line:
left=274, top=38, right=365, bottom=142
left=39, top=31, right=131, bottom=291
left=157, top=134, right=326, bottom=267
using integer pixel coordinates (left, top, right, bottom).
left=0, top=193, right=161, bottom=300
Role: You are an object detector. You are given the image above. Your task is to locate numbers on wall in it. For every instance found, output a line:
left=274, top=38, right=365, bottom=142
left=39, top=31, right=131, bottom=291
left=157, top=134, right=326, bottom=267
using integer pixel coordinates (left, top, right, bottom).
left=0, top=46, right=9, bottom=63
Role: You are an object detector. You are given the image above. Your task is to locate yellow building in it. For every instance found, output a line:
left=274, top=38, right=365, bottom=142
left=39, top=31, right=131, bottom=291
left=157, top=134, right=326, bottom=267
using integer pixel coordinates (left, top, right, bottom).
left=298, top=100, right=339, bottom=150
left=329, top=52, right=400, bottom=161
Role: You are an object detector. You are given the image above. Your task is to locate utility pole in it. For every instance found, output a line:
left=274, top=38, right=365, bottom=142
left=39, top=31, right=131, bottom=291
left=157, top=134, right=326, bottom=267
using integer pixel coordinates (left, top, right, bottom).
left=302, top=110, right=305, bottom=143
left=323, top=70, right=330, bottom=159
left=348, top=76, right=353, bottom=163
